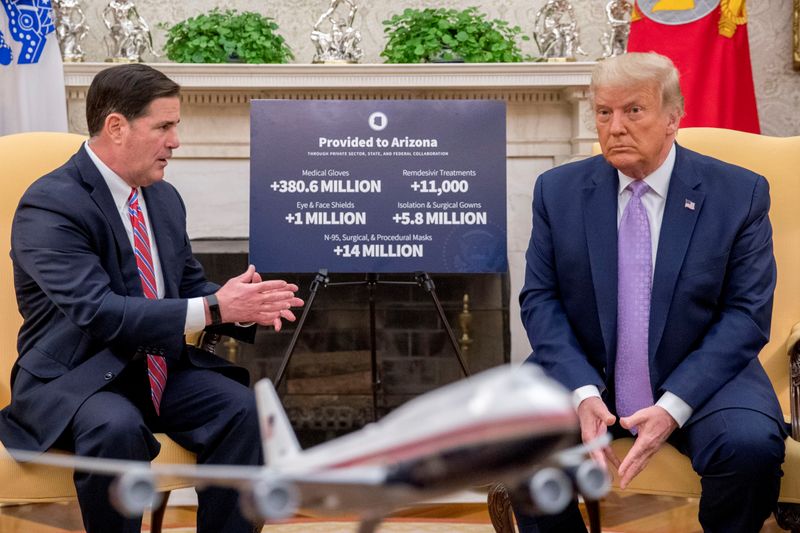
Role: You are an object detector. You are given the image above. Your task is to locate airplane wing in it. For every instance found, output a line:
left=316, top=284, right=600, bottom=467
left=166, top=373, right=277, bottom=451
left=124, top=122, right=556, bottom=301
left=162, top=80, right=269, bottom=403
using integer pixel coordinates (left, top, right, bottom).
left=555, top=432, right=612, bottom=466
left=7, top=447, right=263, bottom=489
left=4, top=447, right=404, bottom=520
left=3, top=373, right=433, bottom=522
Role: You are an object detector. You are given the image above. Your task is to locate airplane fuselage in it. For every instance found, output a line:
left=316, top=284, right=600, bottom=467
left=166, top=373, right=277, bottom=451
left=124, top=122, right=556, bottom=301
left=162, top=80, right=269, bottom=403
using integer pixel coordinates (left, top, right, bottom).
left=273, top=364, right=579, bottom=514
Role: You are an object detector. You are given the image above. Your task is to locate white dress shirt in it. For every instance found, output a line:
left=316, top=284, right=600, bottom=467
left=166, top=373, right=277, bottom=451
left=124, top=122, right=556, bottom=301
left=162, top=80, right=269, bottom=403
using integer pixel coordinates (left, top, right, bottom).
left=84, top=142, right=206, bottom=334
left=573, top=144, right=693, bottom=428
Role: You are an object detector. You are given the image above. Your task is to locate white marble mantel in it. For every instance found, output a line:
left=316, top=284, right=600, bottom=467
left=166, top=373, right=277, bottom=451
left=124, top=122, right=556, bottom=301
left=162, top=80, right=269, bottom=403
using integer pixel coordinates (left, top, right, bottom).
left=63, top=62, right=597, bottom=158
left=63, top=62, right=599, bottom=363
left=64, top=61, right=595, bottom=90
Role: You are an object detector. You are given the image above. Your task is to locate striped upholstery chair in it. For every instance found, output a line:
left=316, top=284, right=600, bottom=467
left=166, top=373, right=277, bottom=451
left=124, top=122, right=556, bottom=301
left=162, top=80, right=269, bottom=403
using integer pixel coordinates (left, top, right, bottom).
left=0, top=132, right=196, bottom=533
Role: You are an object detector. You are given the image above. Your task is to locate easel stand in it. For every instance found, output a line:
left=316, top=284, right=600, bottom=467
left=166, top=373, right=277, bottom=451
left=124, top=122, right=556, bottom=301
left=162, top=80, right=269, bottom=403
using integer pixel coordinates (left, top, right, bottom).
left=274, top=269, right=470, bottom=420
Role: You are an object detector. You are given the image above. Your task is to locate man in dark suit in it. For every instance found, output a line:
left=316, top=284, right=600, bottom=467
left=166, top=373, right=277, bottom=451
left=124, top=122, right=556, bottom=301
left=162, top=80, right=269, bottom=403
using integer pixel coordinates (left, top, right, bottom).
left=518, top=52, right=785, bottom=532
left=0, top=64, right=304, bottom=533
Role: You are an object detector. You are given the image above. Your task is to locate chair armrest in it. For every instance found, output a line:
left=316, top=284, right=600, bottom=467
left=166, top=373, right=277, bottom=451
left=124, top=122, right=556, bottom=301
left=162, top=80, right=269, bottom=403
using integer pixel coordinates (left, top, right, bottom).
left=196, top=331, right=222, bottom=355
left=787, top=322, right=800, bottom=440
left=186, top=330, right=223, bottom=354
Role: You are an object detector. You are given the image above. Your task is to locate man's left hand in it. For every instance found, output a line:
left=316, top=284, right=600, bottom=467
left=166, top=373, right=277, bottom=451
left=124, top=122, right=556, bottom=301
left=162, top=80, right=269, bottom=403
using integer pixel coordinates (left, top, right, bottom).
left=617, top=406, right=678, bottom=489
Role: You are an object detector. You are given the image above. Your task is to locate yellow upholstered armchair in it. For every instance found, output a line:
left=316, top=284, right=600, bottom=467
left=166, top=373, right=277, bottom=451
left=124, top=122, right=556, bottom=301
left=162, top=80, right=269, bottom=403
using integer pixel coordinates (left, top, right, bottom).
left=488, top=128, right=800, bottom=532
left=602, top=128, right=800, bottom=531
left=0, top=132, right=195, bottom=533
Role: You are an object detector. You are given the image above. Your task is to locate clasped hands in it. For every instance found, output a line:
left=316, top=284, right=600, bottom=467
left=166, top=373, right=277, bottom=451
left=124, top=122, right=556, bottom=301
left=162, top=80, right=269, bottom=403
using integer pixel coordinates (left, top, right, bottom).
left=213, top=265, right=305, bottom=331
left=578, top=396, right=678, bottom=489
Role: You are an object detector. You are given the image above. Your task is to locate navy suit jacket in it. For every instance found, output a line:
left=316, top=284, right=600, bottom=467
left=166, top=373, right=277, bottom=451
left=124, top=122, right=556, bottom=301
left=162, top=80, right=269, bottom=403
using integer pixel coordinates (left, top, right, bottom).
left=0, top=145, right=254, bottom=451
left=520, top=144, right=783, bottom=426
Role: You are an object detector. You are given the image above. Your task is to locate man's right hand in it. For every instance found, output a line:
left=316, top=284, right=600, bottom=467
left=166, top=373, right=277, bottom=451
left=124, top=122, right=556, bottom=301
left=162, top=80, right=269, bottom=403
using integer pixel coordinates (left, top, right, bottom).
left=211, top=265, right=304, bottom=330
left=577, top=396, right=619, bottom=470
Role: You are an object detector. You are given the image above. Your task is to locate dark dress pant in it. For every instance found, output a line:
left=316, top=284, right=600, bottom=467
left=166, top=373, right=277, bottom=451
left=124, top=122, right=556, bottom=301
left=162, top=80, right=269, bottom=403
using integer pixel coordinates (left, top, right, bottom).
left=60, top=357, right=262, bottom=533
left=513, top=408, right=785, bottom=533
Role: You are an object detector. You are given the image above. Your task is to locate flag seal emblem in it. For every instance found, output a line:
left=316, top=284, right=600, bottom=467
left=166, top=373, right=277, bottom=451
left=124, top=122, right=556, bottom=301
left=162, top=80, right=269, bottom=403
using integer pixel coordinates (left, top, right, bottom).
left=1, top=0, right=55, bottom=65
left=636, top=0, right=720, bottom=25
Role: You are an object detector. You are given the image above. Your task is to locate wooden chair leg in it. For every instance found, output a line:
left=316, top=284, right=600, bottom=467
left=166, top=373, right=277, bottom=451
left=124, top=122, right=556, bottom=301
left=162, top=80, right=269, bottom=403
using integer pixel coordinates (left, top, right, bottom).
left=150, top=490, right=171, bottom=533
left=487, top=483, right=516, bottom=533
left=775, top=502, right=800, bottom=532
left=585, top=499, right=602, bottom=533
left=488, top=482, right=604, bottom=533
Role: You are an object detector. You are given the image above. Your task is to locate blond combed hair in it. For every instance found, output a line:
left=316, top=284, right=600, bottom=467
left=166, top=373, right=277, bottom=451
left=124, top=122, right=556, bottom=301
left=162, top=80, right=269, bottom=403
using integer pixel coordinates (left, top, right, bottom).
left=590, top=52, right=685, bottom=118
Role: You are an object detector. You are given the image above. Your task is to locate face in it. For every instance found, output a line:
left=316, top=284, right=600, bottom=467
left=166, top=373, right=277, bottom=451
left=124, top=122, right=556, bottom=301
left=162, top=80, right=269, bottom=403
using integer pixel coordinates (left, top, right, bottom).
left=593, top=83, right=679, bottom=179
left=113, top=96, right=181, bottom=188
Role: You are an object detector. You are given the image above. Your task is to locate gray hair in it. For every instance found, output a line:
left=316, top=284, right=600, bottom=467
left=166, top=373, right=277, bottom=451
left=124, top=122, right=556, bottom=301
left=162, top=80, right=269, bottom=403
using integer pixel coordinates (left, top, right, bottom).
left=590, top=52, right=685, bottom=118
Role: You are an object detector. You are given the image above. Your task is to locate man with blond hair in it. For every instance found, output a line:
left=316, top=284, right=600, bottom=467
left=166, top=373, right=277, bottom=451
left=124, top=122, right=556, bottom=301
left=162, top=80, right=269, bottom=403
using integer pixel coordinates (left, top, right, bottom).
left=518, top=52, right=785, bottom=532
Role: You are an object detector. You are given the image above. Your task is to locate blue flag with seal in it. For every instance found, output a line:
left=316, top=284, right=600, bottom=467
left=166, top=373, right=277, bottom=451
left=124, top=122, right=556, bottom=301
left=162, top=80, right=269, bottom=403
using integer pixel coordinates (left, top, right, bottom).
left=0, top=0, right=68, bottom=135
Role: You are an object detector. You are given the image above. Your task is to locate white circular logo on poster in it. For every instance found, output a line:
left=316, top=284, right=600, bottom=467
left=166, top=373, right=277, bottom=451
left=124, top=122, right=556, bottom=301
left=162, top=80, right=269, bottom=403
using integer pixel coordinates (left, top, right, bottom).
left=636, top=0, right=720, bottom=25
left=368, top=112, right=388, bottom=131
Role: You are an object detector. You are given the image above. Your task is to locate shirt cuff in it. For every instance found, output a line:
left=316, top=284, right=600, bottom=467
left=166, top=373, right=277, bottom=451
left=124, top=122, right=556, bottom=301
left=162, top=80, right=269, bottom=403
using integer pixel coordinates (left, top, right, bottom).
left=572, top=385, right=601, bottom=411
left=184, top=297, right=207, bottom=335
left=656, top=391, right=693, bottom=428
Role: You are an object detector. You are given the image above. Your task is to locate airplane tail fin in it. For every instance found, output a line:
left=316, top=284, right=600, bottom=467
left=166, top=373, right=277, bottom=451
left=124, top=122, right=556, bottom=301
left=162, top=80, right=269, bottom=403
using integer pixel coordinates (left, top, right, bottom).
left=255, top=378, right=301, bottom=466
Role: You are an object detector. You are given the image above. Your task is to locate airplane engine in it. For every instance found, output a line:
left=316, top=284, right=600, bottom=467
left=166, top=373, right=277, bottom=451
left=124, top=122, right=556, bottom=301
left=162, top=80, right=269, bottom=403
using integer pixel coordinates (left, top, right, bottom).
left=240, top=479, right=299, bottom=522
left=109, top=469, right=158, bottom=517
left=527, top=467, right=572, bottom=515
left=572, top=459, right=610, bottom=500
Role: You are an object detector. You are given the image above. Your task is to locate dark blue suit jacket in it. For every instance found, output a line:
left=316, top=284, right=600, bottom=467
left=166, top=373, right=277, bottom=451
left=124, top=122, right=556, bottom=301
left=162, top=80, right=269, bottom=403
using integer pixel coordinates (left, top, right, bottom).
left=0, top=145, right=253, bottom=451
left=520, top=144, right=783, bottom=426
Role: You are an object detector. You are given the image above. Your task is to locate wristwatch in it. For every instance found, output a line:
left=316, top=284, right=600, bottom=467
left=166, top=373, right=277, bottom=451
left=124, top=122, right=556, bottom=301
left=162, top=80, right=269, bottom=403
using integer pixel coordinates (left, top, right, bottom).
left=206, top=293, right=223, bottom=325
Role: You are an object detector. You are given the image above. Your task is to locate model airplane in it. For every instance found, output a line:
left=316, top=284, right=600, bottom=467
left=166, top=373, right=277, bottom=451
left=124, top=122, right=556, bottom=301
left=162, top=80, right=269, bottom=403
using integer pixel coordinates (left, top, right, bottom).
left=6, top=364, right=610, bottom=532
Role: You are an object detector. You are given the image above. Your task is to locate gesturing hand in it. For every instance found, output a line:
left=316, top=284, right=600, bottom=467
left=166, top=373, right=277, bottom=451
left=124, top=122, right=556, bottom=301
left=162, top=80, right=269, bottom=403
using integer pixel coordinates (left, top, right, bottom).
left=577, top=396, right=619, bottom=470
left=617, top=406, right=678, bottom=489
left=214, top=265, right=304, bottom=330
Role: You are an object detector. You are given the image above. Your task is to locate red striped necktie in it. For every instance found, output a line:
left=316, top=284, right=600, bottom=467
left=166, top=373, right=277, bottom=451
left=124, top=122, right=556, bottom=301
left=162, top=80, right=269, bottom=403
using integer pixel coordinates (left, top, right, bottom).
left=127, top=188, right=168, bottom=415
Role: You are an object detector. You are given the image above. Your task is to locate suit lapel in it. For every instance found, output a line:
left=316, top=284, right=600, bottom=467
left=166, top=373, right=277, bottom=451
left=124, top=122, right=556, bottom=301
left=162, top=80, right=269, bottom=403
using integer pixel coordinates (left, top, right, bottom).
left=583, top=161, right=619, bottom=363
left=75, top=146, right=142, bottom=297
left=142, top=186, right=180, bottom=298
left=650, top=145, right=705, bottom=357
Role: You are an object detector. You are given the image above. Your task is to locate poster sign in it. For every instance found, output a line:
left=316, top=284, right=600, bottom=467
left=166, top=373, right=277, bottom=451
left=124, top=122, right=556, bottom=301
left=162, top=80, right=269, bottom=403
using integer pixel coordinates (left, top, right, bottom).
left=250, top=100, right=507, bottom=273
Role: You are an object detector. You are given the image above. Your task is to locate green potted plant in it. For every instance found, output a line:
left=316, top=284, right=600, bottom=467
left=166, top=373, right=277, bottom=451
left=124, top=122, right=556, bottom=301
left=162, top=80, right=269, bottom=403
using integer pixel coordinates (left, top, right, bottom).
left=381, top=7, right=529, bottom=63
left=162, top=9, right=293, bottom=64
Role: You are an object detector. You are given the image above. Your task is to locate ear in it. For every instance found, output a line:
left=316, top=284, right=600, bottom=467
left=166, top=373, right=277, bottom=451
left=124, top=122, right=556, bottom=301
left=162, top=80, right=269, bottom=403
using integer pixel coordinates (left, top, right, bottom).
left=103, top=113, right=127, bottom=144
left=665, top=110, right=681, bottom=136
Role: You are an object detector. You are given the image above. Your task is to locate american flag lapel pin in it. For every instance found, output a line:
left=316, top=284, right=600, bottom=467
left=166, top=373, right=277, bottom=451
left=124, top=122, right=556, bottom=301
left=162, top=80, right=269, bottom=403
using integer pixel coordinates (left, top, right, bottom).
left=684, top=199, right=696, bottom=211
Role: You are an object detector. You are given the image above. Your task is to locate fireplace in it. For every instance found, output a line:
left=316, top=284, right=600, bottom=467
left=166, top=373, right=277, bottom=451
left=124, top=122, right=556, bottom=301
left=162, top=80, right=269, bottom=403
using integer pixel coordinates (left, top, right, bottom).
left=195, top=242, right=509, bottom=445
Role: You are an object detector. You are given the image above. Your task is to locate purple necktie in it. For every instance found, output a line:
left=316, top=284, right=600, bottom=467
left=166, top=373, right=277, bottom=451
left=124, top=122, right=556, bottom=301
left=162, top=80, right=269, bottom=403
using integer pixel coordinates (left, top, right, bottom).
left=615, top=180, right=654, bottom=426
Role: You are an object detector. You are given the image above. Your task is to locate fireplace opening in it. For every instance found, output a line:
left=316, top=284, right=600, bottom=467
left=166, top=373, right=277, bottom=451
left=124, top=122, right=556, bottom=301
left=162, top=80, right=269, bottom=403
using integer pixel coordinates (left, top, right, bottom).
left=195, top=241, right=510, bottom=447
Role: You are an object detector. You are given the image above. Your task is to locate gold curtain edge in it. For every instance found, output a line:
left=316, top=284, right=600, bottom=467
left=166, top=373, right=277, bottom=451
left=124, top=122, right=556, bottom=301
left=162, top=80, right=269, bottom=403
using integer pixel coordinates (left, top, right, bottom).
left=794, top=0, right=800, bottom=70
left=719, top=0, right=747, bottom=38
